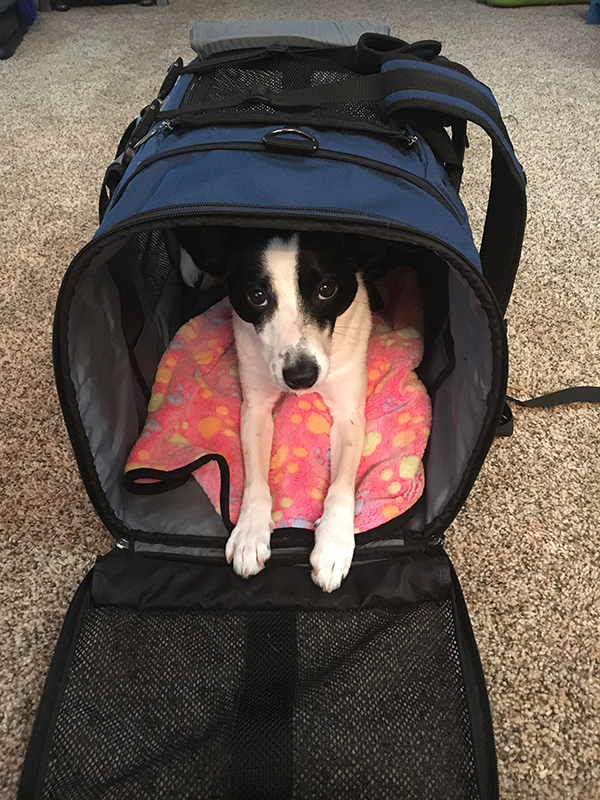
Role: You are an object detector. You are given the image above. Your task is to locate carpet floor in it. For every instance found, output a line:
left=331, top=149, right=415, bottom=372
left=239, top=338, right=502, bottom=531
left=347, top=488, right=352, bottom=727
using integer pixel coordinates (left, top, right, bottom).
left=1, top=1, right=598, bottom=797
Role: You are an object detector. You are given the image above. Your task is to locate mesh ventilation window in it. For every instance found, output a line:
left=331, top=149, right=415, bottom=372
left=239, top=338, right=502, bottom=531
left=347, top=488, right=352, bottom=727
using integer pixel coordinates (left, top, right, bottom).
left=138, top=230, right=178, bottom=311
left=41, top=608, right=246, bottom=800
left=40, top=601, right=480, bottom=800
left=209, top=67, right=284, bottom=98
left=200, top=55, right=380, bottom=123
left=294, top=604, right=479, bottom=800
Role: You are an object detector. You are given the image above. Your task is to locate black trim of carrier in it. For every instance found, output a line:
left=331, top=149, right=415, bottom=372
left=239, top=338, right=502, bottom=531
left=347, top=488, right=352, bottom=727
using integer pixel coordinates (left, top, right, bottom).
left=17, top=570, right=94, bottom=800
left=450, top=563, right=500, bottom=800
left=53, top=206, right=508, bottom=558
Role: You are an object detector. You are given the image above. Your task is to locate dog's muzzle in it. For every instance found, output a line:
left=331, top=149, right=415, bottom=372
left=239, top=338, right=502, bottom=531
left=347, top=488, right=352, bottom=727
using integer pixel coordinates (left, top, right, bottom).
left=282, top=356, right=319, bottom=390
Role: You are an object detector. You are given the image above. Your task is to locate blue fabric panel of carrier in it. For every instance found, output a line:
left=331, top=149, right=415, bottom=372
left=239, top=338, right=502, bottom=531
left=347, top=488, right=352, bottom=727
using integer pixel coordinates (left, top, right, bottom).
left=97, top=124, right=482, bottom=272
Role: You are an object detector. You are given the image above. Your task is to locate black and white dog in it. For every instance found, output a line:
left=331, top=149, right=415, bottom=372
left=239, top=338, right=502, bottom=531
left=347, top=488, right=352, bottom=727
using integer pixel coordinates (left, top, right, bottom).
left=175, top=226, right=377, bottom=592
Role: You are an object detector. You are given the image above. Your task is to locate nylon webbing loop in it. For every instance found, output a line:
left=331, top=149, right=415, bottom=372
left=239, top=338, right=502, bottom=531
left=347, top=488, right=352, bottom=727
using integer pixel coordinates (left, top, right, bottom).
left=124, top=453, right=234, bottom=531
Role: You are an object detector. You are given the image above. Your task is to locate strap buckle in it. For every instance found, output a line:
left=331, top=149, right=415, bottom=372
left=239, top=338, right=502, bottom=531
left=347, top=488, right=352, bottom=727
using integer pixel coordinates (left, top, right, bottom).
left=244, top=83, right=273, bottom=105
left=496, top=400, right=514, bottom=437
left=158, top=57, right=184, bottom=102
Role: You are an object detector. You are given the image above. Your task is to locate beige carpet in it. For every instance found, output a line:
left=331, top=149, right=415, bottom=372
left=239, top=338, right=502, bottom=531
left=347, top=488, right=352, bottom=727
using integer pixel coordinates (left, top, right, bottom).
left=1, top=1, right=598, bottom=797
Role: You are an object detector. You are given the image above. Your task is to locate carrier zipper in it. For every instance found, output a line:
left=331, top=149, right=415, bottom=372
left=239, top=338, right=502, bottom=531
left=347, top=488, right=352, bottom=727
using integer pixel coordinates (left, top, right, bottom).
left=84, top=202, right=506, bottom=361
left=111, top=530, right=433, bottom=564
left=115, top=538, right=130, bottom=550
left=96, top=200, right=504, bottom=321
left=109, top=137, right=462, bottom=222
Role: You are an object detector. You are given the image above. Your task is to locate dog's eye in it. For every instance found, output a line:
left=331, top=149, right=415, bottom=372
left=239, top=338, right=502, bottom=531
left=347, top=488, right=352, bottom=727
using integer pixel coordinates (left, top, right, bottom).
left=247, top=289, right=268, bottom=307
left=317, top=281, right=338, bottom=301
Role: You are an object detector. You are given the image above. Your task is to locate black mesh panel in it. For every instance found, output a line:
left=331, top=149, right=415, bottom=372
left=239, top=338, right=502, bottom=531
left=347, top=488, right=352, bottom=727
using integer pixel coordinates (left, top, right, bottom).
left=40, top=601, right=479, bottom=800
left=138, top=230, right=177, bottom=311
left=209, top=67, right=284, bottom=98
left=294, top=603, right=479, bottom=800
left=40, top=608, right=246, bottom=800
left=198, top=54, right=379, bottom=123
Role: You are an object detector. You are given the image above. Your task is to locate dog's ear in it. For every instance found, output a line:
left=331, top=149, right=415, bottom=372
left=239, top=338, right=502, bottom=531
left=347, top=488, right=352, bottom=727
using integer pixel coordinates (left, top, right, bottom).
left=341, top=233, right=393, bottom=272
left=341, top=234, right=393, bottom=313
left=171, top=225, right=231, bottom=278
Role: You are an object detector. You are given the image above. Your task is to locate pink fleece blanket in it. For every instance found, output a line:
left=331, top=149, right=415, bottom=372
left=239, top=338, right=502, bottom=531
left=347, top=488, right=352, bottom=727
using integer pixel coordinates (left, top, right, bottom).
left=125, top=268, right=431, bottom=532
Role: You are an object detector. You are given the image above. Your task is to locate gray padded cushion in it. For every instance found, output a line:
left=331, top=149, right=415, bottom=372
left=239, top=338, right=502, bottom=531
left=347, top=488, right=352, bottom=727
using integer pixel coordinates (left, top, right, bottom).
left=189, top=21, right=391, bottom=59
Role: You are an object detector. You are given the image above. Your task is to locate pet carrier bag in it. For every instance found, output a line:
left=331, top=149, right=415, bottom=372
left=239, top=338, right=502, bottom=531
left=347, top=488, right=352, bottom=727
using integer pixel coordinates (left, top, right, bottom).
left=19, top=21, right=528, bottom=799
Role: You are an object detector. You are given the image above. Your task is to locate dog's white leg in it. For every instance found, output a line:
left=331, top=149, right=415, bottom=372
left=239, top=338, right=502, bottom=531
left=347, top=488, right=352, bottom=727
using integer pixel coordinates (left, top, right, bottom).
left=226, top=385, right=280, bottom=578
left=308, top=283, right=371, bottom=593
left=310, top=391, right=366, bottom=593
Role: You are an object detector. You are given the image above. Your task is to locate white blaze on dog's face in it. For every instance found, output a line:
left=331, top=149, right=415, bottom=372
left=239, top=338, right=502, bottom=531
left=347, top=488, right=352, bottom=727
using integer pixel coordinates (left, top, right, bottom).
left=227, top=232, right=361, bottom=393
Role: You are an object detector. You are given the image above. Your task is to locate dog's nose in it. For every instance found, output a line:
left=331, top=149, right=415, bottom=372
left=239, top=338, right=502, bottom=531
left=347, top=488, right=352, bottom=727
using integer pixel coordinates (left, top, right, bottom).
left=282, top=359, right=319, bottom=390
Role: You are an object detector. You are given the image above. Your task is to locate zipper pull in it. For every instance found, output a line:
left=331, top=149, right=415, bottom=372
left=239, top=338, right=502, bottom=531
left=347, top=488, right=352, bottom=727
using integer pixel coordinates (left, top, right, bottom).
left=133, top=120, right=174, bottom=151
left=132, top=124, right=160, bottom=151
left=115, top=538, right=130, bottom=550
left=163, top=118, right=189, bottom=133
left=398, top=128, right=418, bottom=149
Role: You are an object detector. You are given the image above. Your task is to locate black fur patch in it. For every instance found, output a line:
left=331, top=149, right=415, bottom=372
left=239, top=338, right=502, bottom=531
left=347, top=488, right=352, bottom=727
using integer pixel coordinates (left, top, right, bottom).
left=226, top=244, right=278, bottom=331
left=296, top=232, right=359, bottom=331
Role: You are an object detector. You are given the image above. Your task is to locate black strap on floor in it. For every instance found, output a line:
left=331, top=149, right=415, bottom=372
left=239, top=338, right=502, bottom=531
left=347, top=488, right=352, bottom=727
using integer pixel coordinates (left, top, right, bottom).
left=230, top=610, right=297, bottom=800
left=497, top=386, right=600, bottom=437
left=508, top=386, right=600, bottom=408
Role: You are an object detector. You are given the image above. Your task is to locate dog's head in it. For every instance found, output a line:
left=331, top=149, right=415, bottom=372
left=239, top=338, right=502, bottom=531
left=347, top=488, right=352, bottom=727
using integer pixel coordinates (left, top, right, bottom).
left=174, top=226, right=381, bottom=392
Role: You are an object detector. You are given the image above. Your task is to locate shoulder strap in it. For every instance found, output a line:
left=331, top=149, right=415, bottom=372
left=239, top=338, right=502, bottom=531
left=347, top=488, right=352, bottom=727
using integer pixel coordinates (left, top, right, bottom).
left=376, top=60, right=527, bottom=315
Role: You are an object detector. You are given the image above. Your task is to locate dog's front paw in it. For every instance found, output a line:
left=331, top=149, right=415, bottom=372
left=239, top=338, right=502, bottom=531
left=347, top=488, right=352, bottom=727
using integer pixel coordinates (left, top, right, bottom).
left=310, top=514, right=355, bottom=593
left=226, top=513, right=273, bottom=578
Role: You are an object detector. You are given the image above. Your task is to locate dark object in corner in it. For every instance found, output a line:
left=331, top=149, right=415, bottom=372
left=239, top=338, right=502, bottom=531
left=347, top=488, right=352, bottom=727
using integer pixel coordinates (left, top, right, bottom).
left=0, top=0, right=36, bottom=60
left=39, top=0, right=168, bottom=10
